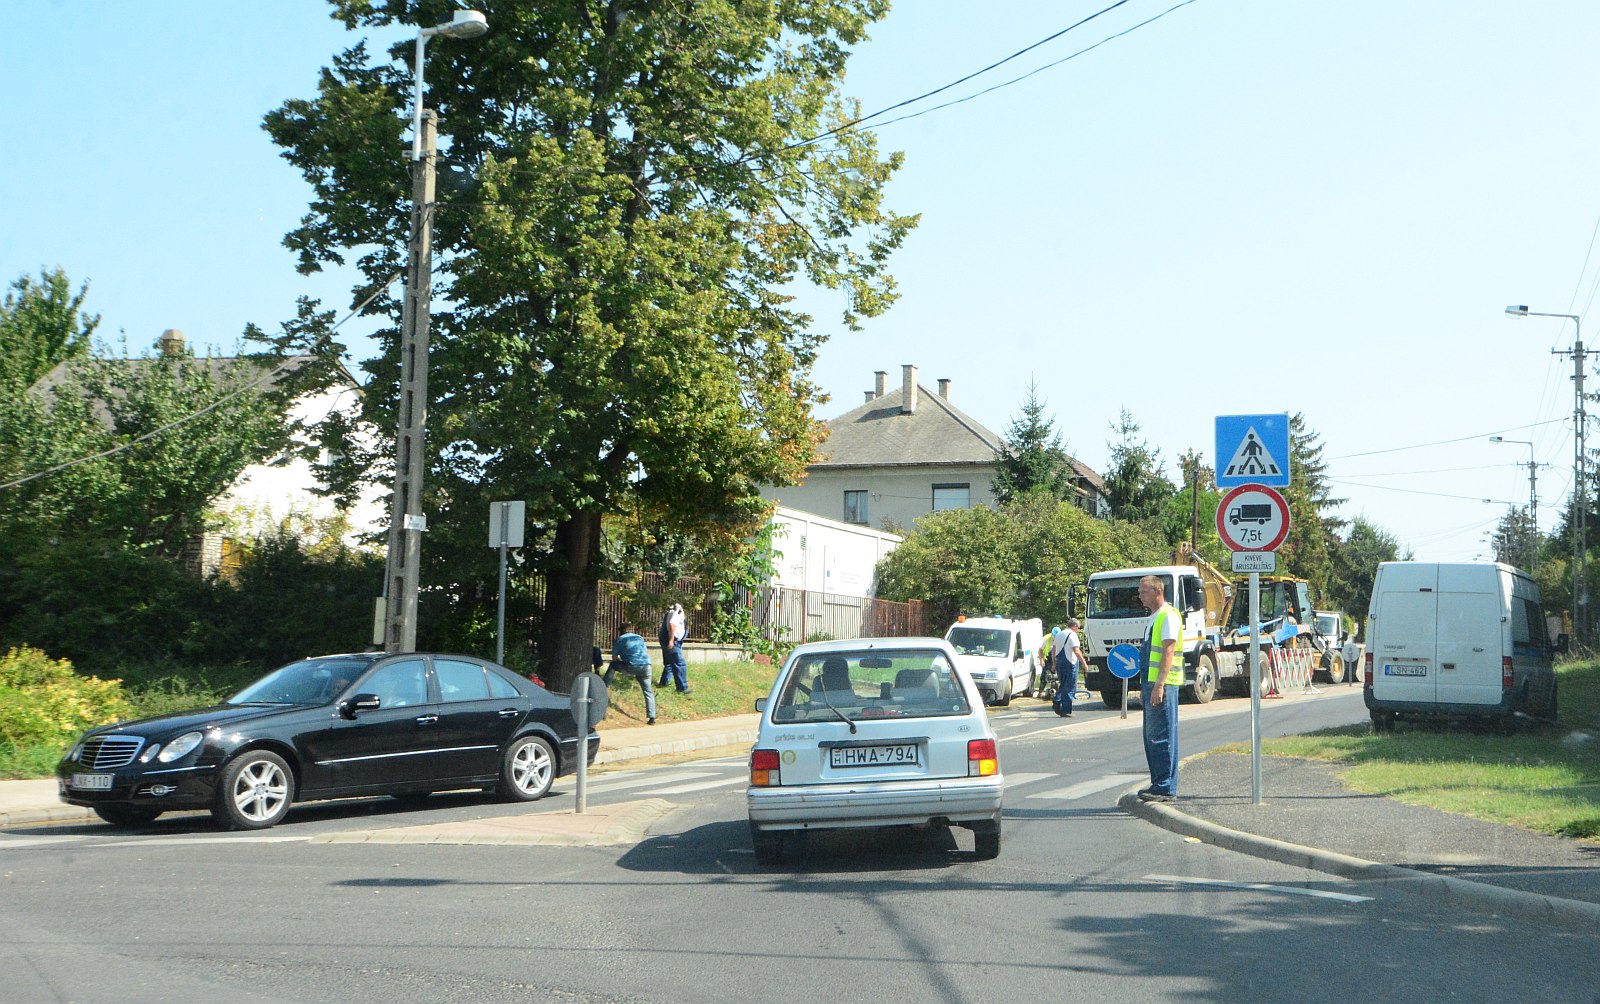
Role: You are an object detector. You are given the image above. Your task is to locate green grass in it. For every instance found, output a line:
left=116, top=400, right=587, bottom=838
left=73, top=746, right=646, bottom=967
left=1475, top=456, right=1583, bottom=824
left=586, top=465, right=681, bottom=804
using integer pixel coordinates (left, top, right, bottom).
left=1218, top=659, right=1600, bottom=841
left=596, top=659, right=780, bottom=729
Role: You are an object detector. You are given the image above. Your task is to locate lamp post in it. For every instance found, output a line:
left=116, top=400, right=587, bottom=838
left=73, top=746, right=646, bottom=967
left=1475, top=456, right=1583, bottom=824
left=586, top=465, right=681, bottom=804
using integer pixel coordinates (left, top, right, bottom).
left=1504, top=305, right=1585, bottom=642
left=1489, top=436, right=1538, bottom=573
left=382, top=9, right=490, bottom=654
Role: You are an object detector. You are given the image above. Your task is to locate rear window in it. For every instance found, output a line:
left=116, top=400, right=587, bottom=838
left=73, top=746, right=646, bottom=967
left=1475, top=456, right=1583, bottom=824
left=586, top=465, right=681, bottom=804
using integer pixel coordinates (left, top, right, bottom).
left=771, top=649, right=970, bottom=722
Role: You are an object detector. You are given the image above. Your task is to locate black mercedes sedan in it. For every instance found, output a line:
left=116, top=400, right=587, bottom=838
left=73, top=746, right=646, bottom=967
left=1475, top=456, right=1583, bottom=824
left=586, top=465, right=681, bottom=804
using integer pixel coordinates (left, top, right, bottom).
left=56, top=652, right=600, bottom=830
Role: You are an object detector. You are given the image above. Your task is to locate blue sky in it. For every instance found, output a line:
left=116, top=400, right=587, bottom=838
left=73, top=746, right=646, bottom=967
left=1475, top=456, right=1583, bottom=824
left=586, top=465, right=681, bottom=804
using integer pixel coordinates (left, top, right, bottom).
left=6, top=1, right=1600, bottom=562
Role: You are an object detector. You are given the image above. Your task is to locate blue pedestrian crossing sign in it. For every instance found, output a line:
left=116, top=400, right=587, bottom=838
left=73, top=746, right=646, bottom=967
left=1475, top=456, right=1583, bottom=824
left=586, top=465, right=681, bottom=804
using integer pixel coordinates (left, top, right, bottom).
left=1216, top=413, right=1291, bottom=488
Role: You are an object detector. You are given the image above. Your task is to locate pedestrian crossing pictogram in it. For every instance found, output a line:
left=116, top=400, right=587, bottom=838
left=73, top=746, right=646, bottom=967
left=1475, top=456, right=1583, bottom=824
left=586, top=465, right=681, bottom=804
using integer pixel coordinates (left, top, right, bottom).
left=1222, top=427, right=1283, bottom=481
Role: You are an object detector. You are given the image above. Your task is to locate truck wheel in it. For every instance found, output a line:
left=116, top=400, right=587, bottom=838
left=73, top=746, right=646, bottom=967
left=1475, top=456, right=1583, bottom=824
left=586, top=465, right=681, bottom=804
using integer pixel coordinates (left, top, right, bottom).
left=1101, top=689, right=1122, bottom=710
left=1370, top=709, right=1396, bottom=732
left=1185, top=654, right=1218, bottom=704
left=1320, top=654, right=1342, bottom=684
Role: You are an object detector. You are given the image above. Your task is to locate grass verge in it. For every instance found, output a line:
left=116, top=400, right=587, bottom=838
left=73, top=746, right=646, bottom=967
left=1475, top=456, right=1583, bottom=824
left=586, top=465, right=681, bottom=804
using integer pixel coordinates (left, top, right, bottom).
left=1219, top=659, right=1600, bottom=840
left=595, top=660, right=778, bottom=730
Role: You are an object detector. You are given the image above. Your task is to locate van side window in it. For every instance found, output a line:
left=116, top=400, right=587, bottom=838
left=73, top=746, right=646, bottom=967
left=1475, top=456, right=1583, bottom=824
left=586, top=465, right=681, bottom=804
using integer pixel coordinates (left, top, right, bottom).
left=1519, top=598, right=1548, bottom=647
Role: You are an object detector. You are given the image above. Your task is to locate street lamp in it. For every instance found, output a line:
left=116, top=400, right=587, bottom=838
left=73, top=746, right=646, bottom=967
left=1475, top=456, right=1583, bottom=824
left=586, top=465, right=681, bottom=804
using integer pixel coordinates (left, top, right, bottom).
left=383, top=9, right=490, bottom=654
left=1504, top=304, right=1585, bottom=642
left=1489, top=436, right=1538, bottom=573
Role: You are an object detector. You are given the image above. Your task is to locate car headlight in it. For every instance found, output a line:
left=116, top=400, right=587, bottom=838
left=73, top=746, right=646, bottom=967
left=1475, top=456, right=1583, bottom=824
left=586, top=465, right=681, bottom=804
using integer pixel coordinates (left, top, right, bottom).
left=157, top=731, right=204, bottom=763
left=68, top=738, right=87, bottom=761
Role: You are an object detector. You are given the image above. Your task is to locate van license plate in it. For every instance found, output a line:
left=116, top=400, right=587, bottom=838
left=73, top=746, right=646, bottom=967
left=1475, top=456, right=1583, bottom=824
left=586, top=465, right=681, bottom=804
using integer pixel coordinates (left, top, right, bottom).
left=830, top=743, right=919, bottom=768
left=1384, top=664, right=1427, bottom=677
left=70, top=773, right=113, bottom=790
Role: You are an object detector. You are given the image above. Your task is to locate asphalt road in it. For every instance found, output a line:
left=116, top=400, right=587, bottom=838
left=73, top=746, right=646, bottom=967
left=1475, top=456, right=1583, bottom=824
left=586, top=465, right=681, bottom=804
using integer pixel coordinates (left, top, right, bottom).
left=3, top=689, right=1596, bottom=1003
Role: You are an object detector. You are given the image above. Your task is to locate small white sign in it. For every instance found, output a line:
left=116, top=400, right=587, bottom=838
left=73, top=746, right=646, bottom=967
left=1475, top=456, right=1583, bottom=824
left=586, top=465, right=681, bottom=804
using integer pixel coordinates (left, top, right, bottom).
left=489, top=500, right=526, bottom=548
left=1232, top=551, right=1277, bottom=573
left=403, top=514, right=428, bottom=532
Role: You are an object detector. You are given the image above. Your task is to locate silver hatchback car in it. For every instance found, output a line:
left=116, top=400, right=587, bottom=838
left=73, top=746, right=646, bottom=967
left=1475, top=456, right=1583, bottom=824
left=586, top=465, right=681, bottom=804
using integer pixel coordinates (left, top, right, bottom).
left=746, top=637, right=1004, bottom=864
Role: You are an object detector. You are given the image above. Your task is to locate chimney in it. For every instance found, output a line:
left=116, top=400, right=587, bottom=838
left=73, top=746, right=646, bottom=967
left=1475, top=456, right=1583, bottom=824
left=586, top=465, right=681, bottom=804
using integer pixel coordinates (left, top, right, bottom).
left=865, top=390, right=875, bottom=402
left=901, top=364, right=918, bottom=414
left=159, top=328, right=186, bottom=357
left=874, top=370, right=887, bottom=397
left=937, top=378, right=951, bottom=401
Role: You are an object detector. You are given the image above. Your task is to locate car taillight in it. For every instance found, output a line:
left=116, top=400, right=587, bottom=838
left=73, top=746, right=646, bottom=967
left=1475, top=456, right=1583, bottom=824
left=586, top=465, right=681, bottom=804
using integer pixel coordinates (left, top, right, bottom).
left=1364, top=652, right=1373, bottom=687
left=968, top=738, right=998, bottom=777
left=1503, top=656, right=1514, bottom=690
left=750, top=748, right=781, bottom=787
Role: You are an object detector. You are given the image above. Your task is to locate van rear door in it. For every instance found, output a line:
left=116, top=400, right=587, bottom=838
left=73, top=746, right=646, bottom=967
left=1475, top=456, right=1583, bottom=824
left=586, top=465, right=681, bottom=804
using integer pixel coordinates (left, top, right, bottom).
left=1435, top=565, right=1506, bottom=708
left=1372, top=563, right=1438, bottom=703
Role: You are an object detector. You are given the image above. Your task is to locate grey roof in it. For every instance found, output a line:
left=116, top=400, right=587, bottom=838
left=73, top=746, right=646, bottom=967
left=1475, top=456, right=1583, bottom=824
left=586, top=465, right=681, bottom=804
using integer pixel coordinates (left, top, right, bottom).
left=813, top=385, right=1003, bottom=468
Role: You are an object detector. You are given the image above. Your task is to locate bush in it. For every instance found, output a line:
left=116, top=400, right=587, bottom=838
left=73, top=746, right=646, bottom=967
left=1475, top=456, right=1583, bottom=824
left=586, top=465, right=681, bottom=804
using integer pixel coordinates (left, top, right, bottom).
left=0, top=647, right=132, bottom=750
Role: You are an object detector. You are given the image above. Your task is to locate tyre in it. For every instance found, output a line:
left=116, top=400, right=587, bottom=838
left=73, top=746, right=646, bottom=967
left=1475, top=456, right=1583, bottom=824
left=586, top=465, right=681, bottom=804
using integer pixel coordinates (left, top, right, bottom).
left=973, top=821, right=1001, bottom=860
left=93, top=804, right=162, bottom=827
left=212, top=750, right=294, bottom=830
left=1185, top=653, right=1218, bottom=704
left=996, top=677, right=1012, bottom=707
left=1545, top=679, right=1559, bottom=723
left=1020, top=660, right=1036, bottom=698
left=1370, top=709, right=1396, bottom=733
left=1101, top=688, right=1122, bottom=710
left=498, top=735, right=555, bottom=801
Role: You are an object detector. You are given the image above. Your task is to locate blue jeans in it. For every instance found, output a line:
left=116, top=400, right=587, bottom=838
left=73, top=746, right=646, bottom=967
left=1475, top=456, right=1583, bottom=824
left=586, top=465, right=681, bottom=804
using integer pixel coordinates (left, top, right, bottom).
left=1140, top=681, right=1179, bottom=795
left=664, top=642, right=688, bottom=691
left=606, top=662, right=656, bottom=720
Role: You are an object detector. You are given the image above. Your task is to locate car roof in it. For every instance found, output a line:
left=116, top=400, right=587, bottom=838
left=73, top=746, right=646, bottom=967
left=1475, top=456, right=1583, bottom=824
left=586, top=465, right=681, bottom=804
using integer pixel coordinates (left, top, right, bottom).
left=785, top=637, right=953, bottom=658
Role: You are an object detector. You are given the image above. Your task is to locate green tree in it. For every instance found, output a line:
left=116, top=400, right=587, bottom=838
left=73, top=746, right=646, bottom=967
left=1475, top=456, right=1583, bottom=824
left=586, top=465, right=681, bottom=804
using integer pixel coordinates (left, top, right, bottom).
left=1278, top=412, right=1346, bottom=600
left=992, top=381, right=1072, bottom=506
left=267, top=2, right=914, bottom=685
left=0, top=268, right=97, bottom=398
left=875, top=496, right=1166, bottom=626
left=1324, top=516, right=1404, bottom=623
left=1102, top=409, right=1175, bottom=524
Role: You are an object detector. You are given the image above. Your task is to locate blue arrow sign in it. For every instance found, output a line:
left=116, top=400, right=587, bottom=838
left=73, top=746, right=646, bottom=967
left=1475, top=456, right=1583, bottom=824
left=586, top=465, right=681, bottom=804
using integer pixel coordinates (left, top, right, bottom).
left=1216, top=414, right=1290, bottom=488
left=1107, top=642, right=1142, bottom=680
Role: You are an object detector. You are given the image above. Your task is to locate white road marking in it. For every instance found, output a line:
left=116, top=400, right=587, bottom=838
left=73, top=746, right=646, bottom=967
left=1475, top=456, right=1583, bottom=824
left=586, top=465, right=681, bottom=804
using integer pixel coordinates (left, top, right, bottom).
left=1028, top=773, right=1146, bottom=800
left=583, top=770, right=717, bottom=793
left=0, top=835, right=89, bottom=849
left=99, top=835, right=311, bottom=847
left=649, top=776, right=748, bottom=795
left=1145, top=873, right=1373, bottom=903
left=1000, top=772, right=1054, bottom=789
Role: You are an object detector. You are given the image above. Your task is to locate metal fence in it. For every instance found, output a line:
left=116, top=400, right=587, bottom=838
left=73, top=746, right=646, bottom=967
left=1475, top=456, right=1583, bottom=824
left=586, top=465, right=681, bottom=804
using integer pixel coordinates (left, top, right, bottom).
left=749, top=585, right=932, bottom=643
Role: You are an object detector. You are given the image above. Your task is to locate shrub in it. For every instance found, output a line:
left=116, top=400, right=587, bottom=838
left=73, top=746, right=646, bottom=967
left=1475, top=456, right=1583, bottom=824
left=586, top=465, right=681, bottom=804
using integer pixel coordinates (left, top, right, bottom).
left=0, top=647, right=132, bottom=750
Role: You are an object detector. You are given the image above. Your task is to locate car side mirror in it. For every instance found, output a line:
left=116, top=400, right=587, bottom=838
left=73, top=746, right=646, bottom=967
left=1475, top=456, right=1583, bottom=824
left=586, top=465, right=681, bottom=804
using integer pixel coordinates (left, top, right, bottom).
left=754, top=697, right=768, bottom=713
left=340, top=693, right=382, bottom=719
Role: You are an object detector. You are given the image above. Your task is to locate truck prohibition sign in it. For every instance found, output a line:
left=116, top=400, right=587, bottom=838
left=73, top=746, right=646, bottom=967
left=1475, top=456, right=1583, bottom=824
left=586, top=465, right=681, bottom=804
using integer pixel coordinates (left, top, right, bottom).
left=1216, top=483, right=1290, bottom=552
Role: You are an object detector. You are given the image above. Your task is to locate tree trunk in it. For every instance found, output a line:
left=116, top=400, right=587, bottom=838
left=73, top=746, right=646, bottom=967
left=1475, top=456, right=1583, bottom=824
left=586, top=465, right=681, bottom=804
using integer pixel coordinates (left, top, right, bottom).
left=540, top=510, right=602, bottom=692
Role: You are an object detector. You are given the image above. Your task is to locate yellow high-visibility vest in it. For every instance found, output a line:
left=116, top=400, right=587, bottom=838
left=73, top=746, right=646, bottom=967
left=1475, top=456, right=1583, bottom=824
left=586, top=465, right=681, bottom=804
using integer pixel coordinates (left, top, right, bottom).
left=1145, top=605, right=1184, bottom=687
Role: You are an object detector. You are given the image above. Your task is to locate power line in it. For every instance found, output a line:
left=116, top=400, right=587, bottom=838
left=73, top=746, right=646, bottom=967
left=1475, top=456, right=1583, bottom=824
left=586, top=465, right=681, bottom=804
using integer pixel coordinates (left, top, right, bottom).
left=1329, top=418, right=1567, bottom=461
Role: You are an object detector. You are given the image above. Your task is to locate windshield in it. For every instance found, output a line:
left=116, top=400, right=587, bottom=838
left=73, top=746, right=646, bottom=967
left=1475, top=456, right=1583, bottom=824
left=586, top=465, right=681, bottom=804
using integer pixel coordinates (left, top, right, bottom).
left=1087, top=576, right=1163, bottom=618
left=945, top=627, right=1011, bottom=657
left=230, top=656, right=374, bottom=705
left=771, top=649, right=970, bottom=722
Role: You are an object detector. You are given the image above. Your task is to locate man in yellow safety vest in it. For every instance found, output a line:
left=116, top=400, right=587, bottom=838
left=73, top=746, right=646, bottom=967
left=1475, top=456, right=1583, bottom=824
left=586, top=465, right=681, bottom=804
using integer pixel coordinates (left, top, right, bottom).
left=1136, top=574, right=1181, bottom=801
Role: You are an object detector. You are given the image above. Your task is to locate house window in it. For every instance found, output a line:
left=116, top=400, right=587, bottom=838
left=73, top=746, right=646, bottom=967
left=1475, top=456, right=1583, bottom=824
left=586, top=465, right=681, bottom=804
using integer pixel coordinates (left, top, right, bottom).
left=843, top=490, right=869, bottom=525
left=932, top=483, right=970, bottom=511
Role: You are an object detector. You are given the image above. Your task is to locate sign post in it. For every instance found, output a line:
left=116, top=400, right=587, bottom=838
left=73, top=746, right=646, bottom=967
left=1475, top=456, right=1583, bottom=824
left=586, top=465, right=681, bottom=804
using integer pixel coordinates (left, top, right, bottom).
left=569, top=671, right=607, bottom=814
left=1106, top=643, right=1142, bottom=720
left=488, top=501, right=526, bottom=665
left=1216, top=415, right=1292, bottom=807
left=1216, top=481, right=1290, bottom=806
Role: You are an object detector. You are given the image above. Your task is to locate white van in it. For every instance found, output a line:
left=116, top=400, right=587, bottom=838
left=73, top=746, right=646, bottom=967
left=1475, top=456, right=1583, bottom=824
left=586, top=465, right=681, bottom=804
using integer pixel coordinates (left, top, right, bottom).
left=943, top=616, right=1044, bottom=706
left=1363, top=561, right=1559, bottom=728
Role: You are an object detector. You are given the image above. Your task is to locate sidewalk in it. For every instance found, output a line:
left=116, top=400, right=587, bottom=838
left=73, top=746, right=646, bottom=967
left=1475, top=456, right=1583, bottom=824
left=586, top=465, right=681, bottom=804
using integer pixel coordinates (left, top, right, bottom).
left=1123, top=750, right=1600, bottom=933
left=6, top=711, right=1599, bottom=932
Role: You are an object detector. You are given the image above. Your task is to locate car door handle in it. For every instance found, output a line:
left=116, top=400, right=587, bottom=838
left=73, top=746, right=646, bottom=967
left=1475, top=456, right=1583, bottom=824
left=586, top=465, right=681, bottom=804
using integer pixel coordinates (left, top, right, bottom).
left=1441, top=663, right=1455, bottom=669
left=415, top=714, right=439, bottom=725
left=497, top=709, right=520, bottom=718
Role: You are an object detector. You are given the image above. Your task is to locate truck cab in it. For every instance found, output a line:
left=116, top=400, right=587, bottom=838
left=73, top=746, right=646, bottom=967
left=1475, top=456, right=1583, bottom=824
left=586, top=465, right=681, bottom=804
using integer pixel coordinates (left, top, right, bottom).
left=1076, top=565, right=1226, bottom=706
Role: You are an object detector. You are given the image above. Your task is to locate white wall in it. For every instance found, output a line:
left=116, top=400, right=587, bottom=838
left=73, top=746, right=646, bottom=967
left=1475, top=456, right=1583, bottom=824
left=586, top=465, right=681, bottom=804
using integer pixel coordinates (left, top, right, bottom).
left=769, top=463, right=997, bottom=532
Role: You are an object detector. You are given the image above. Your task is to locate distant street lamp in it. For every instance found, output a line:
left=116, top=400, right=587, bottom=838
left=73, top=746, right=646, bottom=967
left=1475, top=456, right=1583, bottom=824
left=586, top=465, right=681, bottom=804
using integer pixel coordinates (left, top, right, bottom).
left=1489, top=436, right=1538, bottom=573
left=382, top=9, right=490, bottom=654
left=1504, top=304, right=1585, bottom=641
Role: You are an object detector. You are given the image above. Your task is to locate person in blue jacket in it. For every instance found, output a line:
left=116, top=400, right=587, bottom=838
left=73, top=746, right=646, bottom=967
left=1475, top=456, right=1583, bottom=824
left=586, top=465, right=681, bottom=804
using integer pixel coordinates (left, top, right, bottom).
left=606, top=621, right=657, bottom=725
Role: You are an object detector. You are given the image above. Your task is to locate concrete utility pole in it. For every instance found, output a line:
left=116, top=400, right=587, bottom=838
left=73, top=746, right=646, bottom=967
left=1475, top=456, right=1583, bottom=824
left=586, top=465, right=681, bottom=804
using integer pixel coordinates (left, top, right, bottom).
left=382, top=10, right=489, bottom=653
left=1505, top=306, right=1586, bottom=642
left=1489, top=436, right=1539, bottom=574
